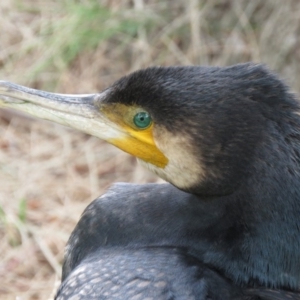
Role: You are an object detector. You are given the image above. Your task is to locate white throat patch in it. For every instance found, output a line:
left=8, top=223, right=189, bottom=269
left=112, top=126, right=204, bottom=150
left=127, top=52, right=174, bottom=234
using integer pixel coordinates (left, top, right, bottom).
left=138, top=127, right=205, bottom=191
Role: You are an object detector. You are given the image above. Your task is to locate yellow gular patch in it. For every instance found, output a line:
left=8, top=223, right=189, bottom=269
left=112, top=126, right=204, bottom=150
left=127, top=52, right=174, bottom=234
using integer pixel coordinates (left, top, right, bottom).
left=102, top=103, right=168, bottom=168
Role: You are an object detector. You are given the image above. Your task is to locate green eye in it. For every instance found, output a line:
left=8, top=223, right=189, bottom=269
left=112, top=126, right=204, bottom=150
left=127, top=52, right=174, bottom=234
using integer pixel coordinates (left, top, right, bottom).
left=133, top=112, right=152, bottom=129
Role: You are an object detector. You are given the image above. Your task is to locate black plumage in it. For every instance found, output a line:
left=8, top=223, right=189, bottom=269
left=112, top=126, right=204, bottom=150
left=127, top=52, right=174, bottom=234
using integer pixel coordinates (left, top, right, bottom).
left=1, top=63, right=300, bottom=299
left=57, top=183, right=300, bottom=299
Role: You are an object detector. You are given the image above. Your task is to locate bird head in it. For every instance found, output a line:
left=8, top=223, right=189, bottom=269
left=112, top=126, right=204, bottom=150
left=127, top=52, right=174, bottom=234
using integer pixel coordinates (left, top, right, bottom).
left=0, top=63, right=296, bottom=196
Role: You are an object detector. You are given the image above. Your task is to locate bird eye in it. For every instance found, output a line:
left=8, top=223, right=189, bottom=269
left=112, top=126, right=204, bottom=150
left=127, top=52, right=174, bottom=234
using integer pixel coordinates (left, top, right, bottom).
left=133, top=112, right=152, bottom=129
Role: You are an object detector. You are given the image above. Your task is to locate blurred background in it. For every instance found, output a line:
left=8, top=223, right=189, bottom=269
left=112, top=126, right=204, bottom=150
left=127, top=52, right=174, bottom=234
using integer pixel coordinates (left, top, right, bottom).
left=1, top=0, right=300, bottom=299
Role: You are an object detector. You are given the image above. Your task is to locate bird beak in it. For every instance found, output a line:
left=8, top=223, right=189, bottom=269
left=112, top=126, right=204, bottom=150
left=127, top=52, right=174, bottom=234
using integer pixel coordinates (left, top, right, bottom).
left=0, top=81, right=168, bottom=167
left=0, top=81, right=126, bottom=141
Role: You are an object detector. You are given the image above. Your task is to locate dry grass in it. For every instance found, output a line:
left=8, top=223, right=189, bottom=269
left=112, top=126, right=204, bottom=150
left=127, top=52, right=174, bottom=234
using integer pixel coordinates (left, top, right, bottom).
left=1, top=0, right=300, bottom=299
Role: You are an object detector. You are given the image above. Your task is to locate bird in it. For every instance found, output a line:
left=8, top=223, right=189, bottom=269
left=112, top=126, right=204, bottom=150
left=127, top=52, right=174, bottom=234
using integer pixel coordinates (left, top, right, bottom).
left=1, top=63, right=300, bottom=299
left=56, top=183, right=300, bottom=300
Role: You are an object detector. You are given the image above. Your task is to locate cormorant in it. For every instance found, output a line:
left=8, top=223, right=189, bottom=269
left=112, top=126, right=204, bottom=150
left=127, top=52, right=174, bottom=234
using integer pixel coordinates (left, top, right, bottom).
left=1, top=63, right=300, bottom=299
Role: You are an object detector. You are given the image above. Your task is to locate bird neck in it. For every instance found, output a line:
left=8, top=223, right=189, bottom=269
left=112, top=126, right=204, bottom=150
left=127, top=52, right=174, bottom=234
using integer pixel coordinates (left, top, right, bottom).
left=63, top=174, right=300, bottom=289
